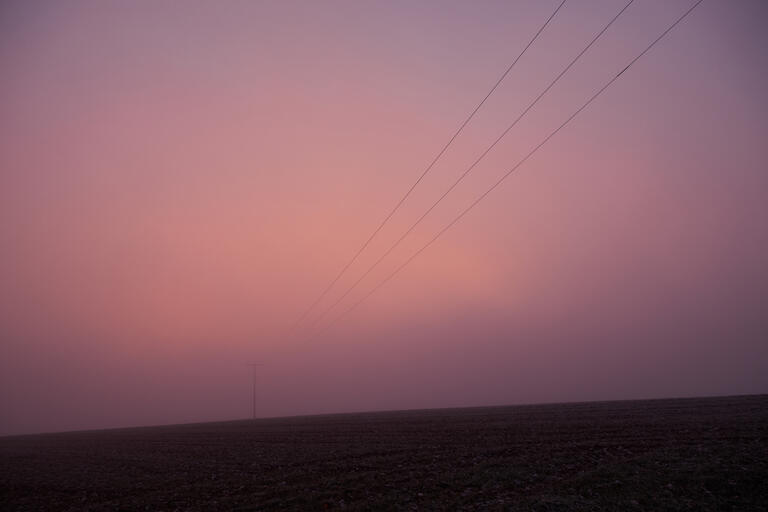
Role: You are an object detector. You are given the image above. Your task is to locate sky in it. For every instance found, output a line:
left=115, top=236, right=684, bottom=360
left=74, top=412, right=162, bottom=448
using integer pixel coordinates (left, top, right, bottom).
left=1, top=0, right=767, bottom=436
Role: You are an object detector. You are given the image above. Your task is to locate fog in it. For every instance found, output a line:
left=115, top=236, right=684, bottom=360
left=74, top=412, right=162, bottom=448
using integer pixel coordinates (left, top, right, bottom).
left=1, top=0, right=767, bottom=435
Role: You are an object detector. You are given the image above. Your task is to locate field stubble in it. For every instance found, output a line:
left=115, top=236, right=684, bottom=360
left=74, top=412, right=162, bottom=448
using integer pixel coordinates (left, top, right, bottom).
left=1, top=394, right=766, bottom=510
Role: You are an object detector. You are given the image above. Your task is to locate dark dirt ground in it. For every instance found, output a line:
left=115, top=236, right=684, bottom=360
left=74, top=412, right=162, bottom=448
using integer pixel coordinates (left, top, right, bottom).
left=1, top=394, right=766, bottom=511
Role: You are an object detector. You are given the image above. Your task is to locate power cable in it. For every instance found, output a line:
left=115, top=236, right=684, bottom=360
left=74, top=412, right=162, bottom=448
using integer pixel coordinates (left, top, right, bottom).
left=318, top=0, right=705, bottom=335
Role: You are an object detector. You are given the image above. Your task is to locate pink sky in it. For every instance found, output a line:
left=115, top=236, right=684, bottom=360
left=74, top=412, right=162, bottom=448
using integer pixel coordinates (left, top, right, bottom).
left=1, top=0, right=767, bottom=435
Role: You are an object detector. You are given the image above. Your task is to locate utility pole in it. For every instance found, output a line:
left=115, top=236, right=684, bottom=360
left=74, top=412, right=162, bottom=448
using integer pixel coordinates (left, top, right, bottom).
left=248, top=363, right=263, bottom=420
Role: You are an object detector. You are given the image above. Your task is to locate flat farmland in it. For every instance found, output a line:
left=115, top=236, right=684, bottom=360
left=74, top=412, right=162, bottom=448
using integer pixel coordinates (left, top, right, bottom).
left=2, top=394, right=766, bottom=511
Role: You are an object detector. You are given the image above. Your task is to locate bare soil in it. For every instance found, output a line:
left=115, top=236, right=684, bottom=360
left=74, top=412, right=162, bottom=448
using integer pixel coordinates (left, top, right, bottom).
left=1, top=394, right=766, bottom=511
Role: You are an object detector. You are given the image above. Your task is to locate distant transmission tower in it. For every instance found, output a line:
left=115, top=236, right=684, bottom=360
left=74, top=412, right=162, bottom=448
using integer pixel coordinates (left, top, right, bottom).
left=248, top=363, right=263, bottom=420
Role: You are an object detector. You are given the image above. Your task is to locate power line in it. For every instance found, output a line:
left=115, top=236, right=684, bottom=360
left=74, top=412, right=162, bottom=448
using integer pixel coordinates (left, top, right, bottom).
left=318, top=0, right=705, bottom=335
left=291, top=0, right=568, bottom=330
left=309, top=0, right=635, bottom=329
